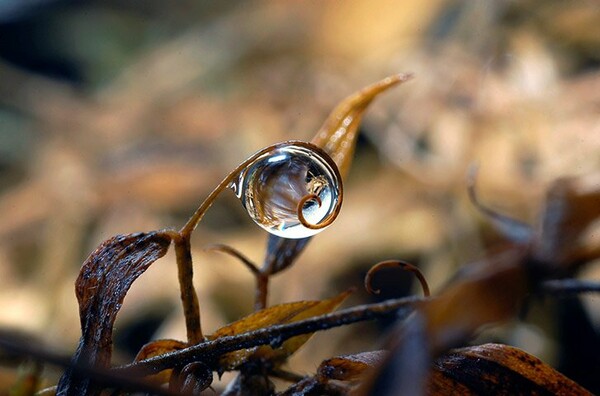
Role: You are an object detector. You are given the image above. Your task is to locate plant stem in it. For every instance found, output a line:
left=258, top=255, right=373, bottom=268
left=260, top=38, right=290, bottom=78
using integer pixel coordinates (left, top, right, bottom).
left=174, top=234, right=203, bottom=343
left=115, top=296, right=424, bottom=376
left=254, top=273, right=269, bottom=311
left=205, top=244, right=267, bottom=311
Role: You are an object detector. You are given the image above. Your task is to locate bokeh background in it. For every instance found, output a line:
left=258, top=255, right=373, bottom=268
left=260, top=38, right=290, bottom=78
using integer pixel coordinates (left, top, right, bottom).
left=0, top=0, right=599, bottom=392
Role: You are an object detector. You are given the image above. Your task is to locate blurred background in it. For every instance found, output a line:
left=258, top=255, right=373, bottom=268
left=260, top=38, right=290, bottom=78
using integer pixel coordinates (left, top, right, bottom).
left=0, top=0, right=599, bottom=392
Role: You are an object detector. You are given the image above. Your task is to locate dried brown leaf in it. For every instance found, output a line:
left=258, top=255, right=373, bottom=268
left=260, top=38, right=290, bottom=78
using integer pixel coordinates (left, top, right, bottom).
left=430, top=343, right=592, bottom=395
left=359, top=174, right=600, bottom=396
left=134, top=339, right=187, bottom=385
left=213, top=290, right=352, bottom=369
left=311, top=73, right=413, bottom=178
left=56, top=231, right=172, bottom=395
left=317, top=351, right=388, bottom=382
left=281, top=351, right=388, bottom=395
left=263, top=235, right=312, bottom=275
left=135, top=339, right=188, bottom=362
left=261, top=74, right=413, bottom=281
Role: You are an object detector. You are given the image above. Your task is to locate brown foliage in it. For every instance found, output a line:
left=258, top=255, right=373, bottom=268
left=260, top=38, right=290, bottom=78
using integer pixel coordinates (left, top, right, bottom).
left=0, top=68, right=597, bottom=395
left=57, top=232, right=172, bottom=395
left=430, top=344, right=592, bottom=396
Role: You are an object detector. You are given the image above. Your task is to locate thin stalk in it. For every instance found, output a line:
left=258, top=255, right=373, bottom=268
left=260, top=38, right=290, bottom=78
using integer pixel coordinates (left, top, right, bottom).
left=206, top=244, right=260, bottom=276
left=115, top=295, right=425, bottom=376
left=205, top=244, right=267, bottom=310
left=254, top=273, right=269, bottom=311
left=176, top=143, right=296, bottom=342
left=174, top=235, right=203, bottom=343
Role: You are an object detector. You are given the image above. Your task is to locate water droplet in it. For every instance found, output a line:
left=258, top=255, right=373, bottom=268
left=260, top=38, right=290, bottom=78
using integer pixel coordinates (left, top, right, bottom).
left=230, top=142, right=342, bottom=239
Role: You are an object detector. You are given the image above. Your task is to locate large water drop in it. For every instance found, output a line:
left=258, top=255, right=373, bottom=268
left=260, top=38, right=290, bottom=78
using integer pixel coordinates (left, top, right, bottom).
left=230, top=142, right=342, bottom=239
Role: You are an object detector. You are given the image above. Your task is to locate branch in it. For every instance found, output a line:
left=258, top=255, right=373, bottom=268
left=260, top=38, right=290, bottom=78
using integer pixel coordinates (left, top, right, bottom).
left=116, top=296, right=424, bottom=376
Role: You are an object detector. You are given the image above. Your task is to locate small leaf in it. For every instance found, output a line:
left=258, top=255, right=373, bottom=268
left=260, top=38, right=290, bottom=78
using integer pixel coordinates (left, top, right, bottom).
left=135, top=339, right=188, bottom=362
left=134, top=339, right=187, bottom=386
left=57, top=231, right=172, bottom=395
left=317, top=351, right=388, bottom=381
left=312, top=73, right=413, bottom=178
left=263, top=234, right=311, bottom=275
left=262, top=289, right=352, bottom=361
left=430, top=343, right=592, bottom=395
left=213, top=290, right=352, bottom=369
left=212, top=299, right=330, bottom=371
left=260, top=74, right=413, bottom=277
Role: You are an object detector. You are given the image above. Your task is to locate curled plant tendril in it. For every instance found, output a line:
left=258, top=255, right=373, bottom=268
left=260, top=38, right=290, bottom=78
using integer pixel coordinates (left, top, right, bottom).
left=297, top=193, right=328, bottom=230
left=182, top=140, right=343, bottom=240
left=365, top=260, right=431, bottom=297
left=174, top=141, right=342, bottom=340
left=234, top=141, right=342, bottom=238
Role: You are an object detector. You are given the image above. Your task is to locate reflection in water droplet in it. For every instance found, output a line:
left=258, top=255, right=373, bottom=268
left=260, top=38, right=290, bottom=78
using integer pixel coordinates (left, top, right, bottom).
left=229, top=142, right=342, bottom=239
